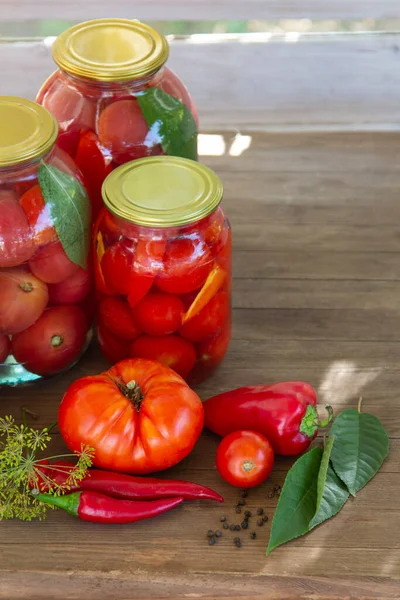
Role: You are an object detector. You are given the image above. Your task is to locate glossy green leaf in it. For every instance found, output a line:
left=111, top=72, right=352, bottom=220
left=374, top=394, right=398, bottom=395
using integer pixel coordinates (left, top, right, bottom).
left=38, top=163, right=91, bottom=269
left=266, top=446, right=322, bottom=555
left=309, top=437, right=349, bottom=529
left=330, top=409, right=389, bottom=496
left=137, top=88, right=198, bottom=160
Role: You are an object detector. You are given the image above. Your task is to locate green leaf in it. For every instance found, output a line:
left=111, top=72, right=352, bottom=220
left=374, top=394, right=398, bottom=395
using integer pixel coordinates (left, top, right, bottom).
left=38, top=163, right=91, bottom=268
left=309, top=436, right=349, bottom=529
left=266, top=446, right=322, bottom=555
left=330, top=409, right=390, bottom=496
left=137, top=88, right=198, bottom=160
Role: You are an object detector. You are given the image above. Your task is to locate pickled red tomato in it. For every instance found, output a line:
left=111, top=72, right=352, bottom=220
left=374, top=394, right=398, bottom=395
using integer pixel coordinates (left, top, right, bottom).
left=133, top=292, right=184, bottom=336
left=19, top=184, right=56, bottom=246
left=0, top=190, right=35, bottom=267
left=0, top=269, right=48, bottom=334
left=128, top=239, right=166, bottom=308
left=97, top=99, right=149, bottom=159
left=130, top=334, right=196, bottom=379
left=97, top=321, right=130, bottom=364
left=156, top=237, right=213, bottom=295
left=98, top=297, right=141, bottom=342
left=11, top=305, right=88, bottom=376
left=180, top=291, right=229, bottom=343
left=38, top=75, right=96, bottom=134
left=48, top=267, right=91, bottom=305
left=75, top=131, right=112, bottom=218
left=197, top=315, right=231, bottom=369
left=160, top=66, right=199, bottom=127
left=29, top=241, right=78, bottom=284
left=0, top=334, right=10, bottom=363
left=101, top=239, right=134, bottom=296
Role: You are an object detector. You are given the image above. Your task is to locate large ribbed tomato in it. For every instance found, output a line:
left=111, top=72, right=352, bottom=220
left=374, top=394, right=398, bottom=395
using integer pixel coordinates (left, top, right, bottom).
left=58, top=358, right=204, bottom=474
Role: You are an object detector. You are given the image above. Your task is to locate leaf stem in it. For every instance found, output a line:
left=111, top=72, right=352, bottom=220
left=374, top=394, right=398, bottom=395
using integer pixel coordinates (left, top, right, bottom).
left=318, top=405, right=334, bottom=428
left=358, top=397, right=363, bottom=413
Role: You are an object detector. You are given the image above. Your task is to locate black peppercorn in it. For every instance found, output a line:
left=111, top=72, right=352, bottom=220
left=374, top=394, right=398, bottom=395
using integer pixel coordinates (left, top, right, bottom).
left=235, top=506, right=241, bottom=514
left=207, top=530, right=215, bottom=538
left=230, top=524, right=236, bottom=531
left=235, top=524, right=241, bottom=531
left=241, top=520, right=248, bottom=529
left=208, top=537, right=216, bottom=546
left=220, top=516, right=226, bottom=522
left=238, top=499, right=246, bottom=506
left=244, top=510, right=252, bottom=518
left=256, top=518, right=263, bottom=526
left=223, top=522, right=229, bottom=530
left=241, top=490, right=248, bottom=498
left=250, top=532, right=256, bottom=539
left=234, top=538, right=242, bottom=548
left=262, top=515, right=268, bottom=523
left=215, top=530, right=222, bottom=538
left=256, top=508, right=264, bottom=516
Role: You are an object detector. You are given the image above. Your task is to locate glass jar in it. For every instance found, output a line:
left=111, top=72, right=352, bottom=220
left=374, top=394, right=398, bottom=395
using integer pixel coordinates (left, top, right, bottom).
left=0, top=97, right=93, bottom=386
left=36, top=18, right=198, bottom=219
left=94, top=156, right=231, bottom=383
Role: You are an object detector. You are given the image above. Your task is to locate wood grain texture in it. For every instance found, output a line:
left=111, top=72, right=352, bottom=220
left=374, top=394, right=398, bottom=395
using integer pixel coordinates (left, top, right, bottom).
left=2, top=36, right=400, bottom=131
left=1, top=131, right=400, bottom=598
left=1, top=0, right=400, bottom=20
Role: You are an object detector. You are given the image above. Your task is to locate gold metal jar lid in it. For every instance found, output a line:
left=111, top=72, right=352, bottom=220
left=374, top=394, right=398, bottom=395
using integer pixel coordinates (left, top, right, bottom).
left=0, top=97, right=58, bottom=167
left=52, top=19, right=169, bottom=82
left=102, top=157, right=224, bottom=228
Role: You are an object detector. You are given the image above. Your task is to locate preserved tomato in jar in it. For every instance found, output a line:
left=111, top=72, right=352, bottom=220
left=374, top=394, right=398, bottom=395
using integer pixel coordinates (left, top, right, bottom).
left=36, top=19, right=198, bottom=219
left=95, top=156, right=231, bottom=382
left=0, top=97, right=92, bottom=386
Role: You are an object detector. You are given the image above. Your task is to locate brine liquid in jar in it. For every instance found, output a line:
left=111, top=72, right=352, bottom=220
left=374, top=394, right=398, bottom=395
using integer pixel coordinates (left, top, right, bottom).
left=94, top=156, right=231, bottom=383
left=0, top=96, right=93, bottom=386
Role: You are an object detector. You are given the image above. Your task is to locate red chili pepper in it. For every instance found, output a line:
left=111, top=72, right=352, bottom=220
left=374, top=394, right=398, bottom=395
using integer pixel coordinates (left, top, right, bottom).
left=33, top=490, right=184, bottom=524
left=203, top=382, right=333, bottom=456
left=31, top=461, right=224, bottom=502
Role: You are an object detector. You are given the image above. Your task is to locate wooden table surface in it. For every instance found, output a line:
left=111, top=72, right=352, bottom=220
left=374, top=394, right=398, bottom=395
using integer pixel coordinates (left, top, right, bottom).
left=1, top=131, right=400, bottom=599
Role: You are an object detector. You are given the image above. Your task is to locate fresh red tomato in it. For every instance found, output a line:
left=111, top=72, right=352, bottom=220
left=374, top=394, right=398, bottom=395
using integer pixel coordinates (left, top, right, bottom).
left=101, top=239, right=134, bottom=296
left=127, top=239, right=166, bottom=308
left=39, top=75, right=96, bottom=134
left=97, top=321, right=130, bottom=364
left=133, top=292, right=184, bottom=336
left=180, top=291, right=229, bottom=343
left=0, top=190, right=35, bottom=267
left=156, top=237, right=212, bottom=295
left=0, top=333, right=10, bottom=362
left=98, top=99, right=149, bottom=160
left=48, top=267, right=91, bottom=305
left=11, top=305, right=88, bottom=376
left=0, top=269, right=48, bottom=334
left=19, top=184, right=57, bottom=246
left=29, top=241, right=78, bottom=284
left=98, top=297, right=141, bottom=342
left=216, top=430, right=274, bottom=488
left=197, top=315, right=231, bottom=369
left=75, top=131, right=113, bottom=218
left=159, top=66, right=199, bottom=127
left=58, top=358, right=204, bottom=473
left=130, top=334, right=196, bottom=379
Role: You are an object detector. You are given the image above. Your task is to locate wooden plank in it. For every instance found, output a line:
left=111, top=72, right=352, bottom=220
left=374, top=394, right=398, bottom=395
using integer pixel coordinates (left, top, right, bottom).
left=2, top=36, right=400, bottom=131
left=1, top=0, right=400, bottom=21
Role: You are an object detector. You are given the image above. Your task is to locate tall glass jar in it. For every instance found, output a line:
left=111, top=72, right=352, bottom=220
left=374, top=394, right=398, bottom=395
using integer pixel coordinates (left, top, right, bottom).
left=0, top=97, right=93, bottom=386
left=36, top=18, right=198, bottom=218
left=94, top=156, right=231, bottom=383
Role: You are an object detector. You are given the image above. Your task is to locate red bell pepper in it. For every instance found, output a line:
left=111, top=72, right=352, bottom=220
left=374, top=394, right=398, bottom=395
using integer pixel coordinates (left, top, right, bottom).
left=33, top=490, right=183, bottom=524
left=203, top=382, right=332, bottom=456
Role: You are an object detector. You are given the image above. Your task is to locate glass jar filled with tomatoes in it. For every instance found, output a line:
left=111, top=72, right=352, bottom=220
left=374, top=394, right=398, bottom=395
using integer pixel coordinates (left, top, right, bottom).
left=36, top=18, right=198, bottom=219
left=0, top=97, right=93, bottom=386
left=95, top=156, right=231, bottom=382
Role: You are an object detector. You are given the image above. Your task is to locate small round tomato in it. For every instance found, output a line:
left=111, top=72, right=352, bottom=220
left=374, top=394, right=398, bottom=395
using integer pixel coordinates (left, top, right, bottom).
left=0, top=269, right=48, bottom=334
left=133, top=292, right=184, bottom=336
left=75, top=131, right=113, bottom=218
left=101, top=239, right=134, bottom=296
left=29, top=241, right=78, bottom=284
left=98, top=297, right=141, bottom=342
left=180, top=291, right=229, bottom=343
left=58, top=358, right=204, bottom=473
left=11, top=305, right=88, bottom=376
left=216, top=430, right=274, bottom=489
left=0, top=333, right=10, bottom=362
left=48, top=267, right=91, bottom=305
left=39, top=75, right=96, bottom=133
left=130, top=334, right=196, bottom=379
left=0, top=190, right=35, bottom=267
left=98, top=99, right=149, bottom=160
left=97, top=321, right=130, bottom=364
left=19, top=184, right=56, bottom=246
left=197, top=315, right=231, bottom=369
left=128, top=239, right=166, bottom=308
left=156, top=237, right=213, bottom=295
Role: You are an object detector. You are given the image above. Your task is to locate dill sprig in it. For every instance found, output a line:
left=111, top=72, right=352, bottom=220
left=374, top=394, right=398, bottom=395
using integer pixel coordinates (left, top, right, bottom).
left=0, top=416, right=94, bottom=521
